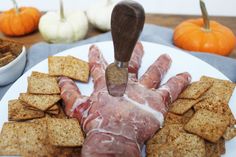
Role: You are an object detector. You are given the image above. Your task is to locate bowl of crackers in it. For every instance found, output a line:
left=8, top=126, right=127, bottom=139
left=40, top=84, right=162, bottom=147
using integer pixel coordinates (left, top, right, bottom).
left=0, top=39, right=26, bottom=86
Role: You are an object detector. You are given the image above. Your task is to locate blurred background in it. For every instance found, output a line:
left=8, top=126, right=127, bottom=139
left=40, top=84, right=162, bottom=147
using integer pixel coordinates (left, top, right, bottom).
left=1, top=0, right=236, bottom=16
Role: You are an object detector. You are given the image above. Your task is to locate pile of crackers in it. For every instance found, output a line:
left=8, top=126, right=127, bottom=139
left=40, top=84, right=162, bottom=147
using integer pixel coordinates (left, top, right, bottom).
left=0, top=39, right=23, bottom=67
left=147, top=76, right=236, bottom=157
left=0, top=55, right=90, bottom=156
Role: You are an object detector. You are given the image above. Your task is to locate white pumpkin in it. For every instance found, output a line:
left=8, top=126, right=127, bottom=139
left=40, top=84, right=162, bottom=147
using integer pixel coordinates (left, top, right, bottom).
left=86, top=0, right=116, bottom=31
left=39, top=0, right=88, bottom=43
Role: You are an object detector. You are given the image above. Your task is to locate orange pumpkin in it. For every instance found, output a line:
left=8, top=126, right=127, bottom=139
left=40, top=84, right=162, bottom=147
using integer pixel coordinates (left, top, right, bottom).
left=0, top=0, right=41, bottom=36
left=173, top=0, right=235, bottom=56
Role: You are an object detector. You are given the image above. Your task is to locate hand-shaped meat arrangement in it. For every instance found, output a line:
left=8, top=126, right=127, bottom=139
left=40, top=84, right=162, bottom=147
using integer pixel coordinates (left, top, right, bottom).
left=59, top=42, right=191, bottom=157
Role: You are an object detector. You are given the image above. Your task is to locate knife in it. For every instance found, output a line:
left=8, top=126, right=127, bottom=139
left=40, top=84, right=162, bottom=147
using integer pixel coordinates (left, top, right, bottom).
left=105, top=0, right=145, bottom=97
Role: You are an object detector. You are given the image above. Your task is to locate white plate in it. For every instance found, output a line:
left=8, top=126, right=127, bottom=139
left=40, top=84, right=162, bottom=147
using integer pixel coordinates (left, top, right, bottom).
left=0, top=41, right=235, bottom=156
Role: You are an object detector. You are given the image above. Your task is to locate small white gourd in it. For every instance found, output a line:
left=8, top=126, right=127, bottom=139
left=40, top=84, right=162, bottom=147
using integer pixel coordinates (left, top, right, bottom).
left=86, top=0, right=116, bottom=31
left=39, top=0, right=88, bottom=43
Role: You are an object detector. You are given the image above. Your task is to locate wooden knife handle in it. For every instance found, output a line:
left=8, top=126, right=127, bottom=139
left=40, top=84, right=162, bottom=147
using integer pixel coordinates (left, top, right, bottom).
left=111, top=0, right=145, bottom=62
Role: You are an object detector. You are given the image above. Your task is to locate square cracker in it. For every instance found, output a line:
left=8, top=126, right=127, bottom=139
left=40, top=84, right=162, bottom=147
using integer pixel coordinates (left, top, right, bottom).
left=48, top=56, right=65, bottom=76
left=205, top=138, right=225, bottom=157
left=63, top=56, right=89, bottom=82
left=169, top=99, right=201, bottom=115
left=164, top=112, right=184, bottom=125
left=17, top=121, right=52, bottom=157
left=147, top=124, right=185, bottom=145
left=178, top=81, right=213, bottom=99
left=31, top=71, right=51, bottom=78
left=49, top=105, right=68, bottom=119
left=19, top=93, right=61, bottom=111
left=48, top=103, right=60, bottom=111
left=28, top=76, right=60, bottom=94
left=47, top=118, right=84, bottom=147
left=173, top=133, right=206, bottom=157
left=184, top=109, right=229, bottom=143
left=194, top=97, right=235, bottom=125
left=0, top=122, right=20, bottom=156
left=48, top=56, right=89, bottom=82
left=223, top=125, right=236, bottom=140
left=146, top=144, right=175, bottom=157
left=200, top=76, right=235, bottom=104
left=8, top=99, right=45, bottom=121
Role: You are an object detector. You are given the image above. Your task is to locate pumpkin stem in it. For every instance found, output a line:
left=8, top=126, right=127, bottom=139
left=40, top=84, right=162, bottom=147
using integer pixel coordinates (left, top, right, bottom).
left=60, top=0, right=65, bottom=21
left=11, top=0, right=19, bottom=14
left=200, top=0, right=210, bottom=31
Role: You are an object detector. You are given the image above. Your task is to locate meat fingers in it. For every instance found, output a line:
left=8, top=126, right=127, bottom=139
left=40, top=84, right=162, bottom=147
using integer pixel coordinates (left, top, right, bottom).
left=59, top=76, right=90, bottom=122
left=128, top=41, right=144, bottom=80
left=89, top=45, right=108, bottom=91
left=139, top=54, right=172, bottom=89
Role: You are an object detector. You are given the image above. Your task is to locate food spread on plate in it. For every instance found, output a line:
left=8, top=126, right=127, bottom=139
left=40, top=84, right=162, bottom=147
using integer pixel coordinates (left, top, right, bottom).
left=146, top=76, right=236, bottom=157
left=0, top=39, right=22, bottom=67
left=0, top=42, right=235, bottom=157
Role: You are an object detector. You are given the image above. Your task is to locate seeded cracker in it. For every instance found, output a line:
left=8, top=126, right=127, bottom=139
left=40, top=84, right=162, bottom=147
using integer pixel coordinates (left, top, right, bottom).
left=47, top=118, right=84, bottom=147
left=200, top=76, right=235, bottom=104
left=19, top=93, right=61, bottom=111
left=46, top=104, right=60, bottom=115
left=8, top=99, right=45, bottom=121
left=146, top=144, right=175, bottom=157
left=31, top=71, right=51, bottom=77
left=0, top=122, right=20, bottom=156
left=223, top=125, right=236, bottom=140
left=48, top=56, right=65, bottom=76
left=164, top=112, right=185, bottom=125
left=172, top=133, right=205, bottom=157
left=194, top=97, right=236, bottom=125
left=169, top=99, right=201, bottom=115
left=178, top=81, right=213, bottom=99
left=184, top=109, right=229, bottom=143
left=64, top=56, right=89, bottom=82
left=48, top=56, right=89, bottom=82
left=28, top=76, right=60, bottom=94
left=205, top=140, right=222, bottom=157
left=17, top=121, right=52, bottom=157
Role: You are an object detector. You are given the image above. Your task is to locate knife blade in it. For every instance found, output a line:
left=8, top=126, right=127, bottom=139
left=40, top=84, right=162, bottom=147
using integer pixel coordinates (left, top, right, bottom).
left=105, top=0, right=145, bottom=97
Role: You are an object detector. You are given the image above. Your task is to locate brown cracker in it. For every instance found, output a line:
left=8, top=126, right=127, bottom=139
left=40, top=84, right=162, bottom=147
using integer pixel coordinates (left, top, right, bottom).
left=47, top=118, right=84, bottom=147
left=48, top=104, right=60, bottom=111
left=28, top=76, right=60, bottom=94
left=31, top=71, right=51, bottom=77
left=164, top=112, right=183, bottom=124
left=8, top=99, right=45, bottom=121
left=172, top=133, right=206, bottom=157
left=179, top=81, right=212, bottom=99
left=219, top=138, right=226, bottom=154
left=200, top=76, right=235, bottom=104
left=169, top=99, right=201, bottom=115
left=17, top=121, right=52, bottom=157
left=48, top=56, right=89, bottom=82
left=0, top=122, right=20, bottom=156
left=181, top=108, right=195, bottom=124
left=147, top=124, right=185, bottom=145
left=146, top=144, right=175, bottom=157
left=49, top=105, right=68, bottom=119
left=205, top=140, right=221, bottom=157
left=19, top=93, right=61, bottom=111
left=48, top=56, right=65, bottom=76
left=184, top=109, right=229, bottom=143
left=63, top=56, right=89, bottom=82
left=223, top=125, right=236, bottom=140
left=194, top=97, right=235, bottom=125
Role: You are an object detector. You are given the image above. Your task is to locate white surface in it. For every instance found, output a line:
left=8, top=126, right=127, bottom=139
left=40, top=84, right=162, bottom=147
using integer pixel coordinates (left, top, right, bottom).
left=0, top=0, right=236, bottom=16
left=0, top=46, right=26, bottom=86
left=0, top=41, right=235, bottom=156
